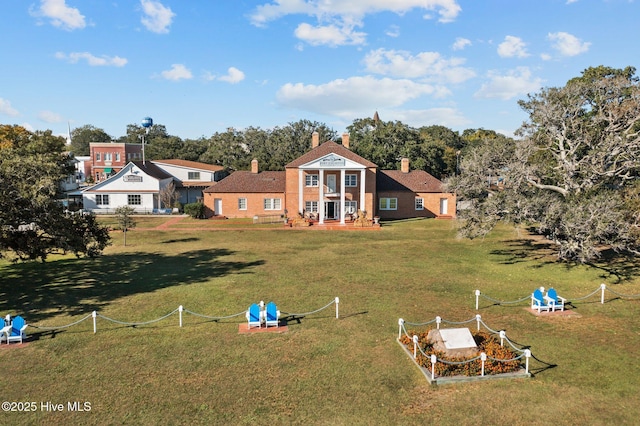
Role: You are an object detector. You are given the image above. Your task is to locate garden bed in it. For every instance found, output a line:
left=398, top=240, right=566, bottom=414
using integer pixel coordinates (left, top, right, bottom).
left=398, top=330, right=531, bottom=385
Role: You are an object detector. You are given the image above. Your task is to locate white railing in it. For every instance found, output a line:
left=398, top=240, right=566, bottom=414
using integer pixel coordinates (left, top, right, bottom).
left=474, top=283, right=640, bottom=310
left=397, top=315, right=532, bottom=381
left=27, top=297, right=340, bottom=334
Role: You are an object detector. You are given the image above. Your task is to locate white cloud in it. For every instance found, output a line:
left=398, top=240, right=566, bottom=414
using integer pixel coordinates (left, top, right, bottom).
left=30, top=0, right=86, bottom=31
left=452, top=37, right=471, bottom=51
left=140, top=0, right=175, bottom=34
left=547, top=32, right=590, bottom=56
left=251, top=0, right=462, bottom=25
left=386, top=25, right=400, bottom=38
left=0, top=98, right=19, bottom=117
left=38, top=110, right=63, bottom=123
left=497, top=36, right=529, bottom=58
left=363, top=48, right=475, bottom=83
left=276, top=75, right=446, bottom=118
left=294, top=22, right=367, bottom=46
left=219, top=67, right=246, bottom=84
left=474, top=67, right=544, bottom=100
left=250, top=0, right=462, bottom=47
left=55, top=52, right=127, bottom=67
left=160, top=64, right=193, bottom=81
left=540, top=53, right=552, bottom=61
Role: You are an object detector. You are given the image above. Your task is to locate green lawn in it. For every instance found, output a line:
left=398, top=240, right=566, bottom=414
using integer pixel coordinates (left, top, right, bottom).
left=2, top=219, right=640, bottom=425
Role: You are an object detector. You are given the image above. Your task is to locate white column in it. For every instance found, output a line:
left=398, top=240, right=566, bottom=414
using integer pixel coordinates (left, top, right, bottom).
left=318, top=169, right=325, bottom=224
left=298, top=169, right=304, bottom=215
left=340, top=169, right=346, bottom=224
left=360, top=169, right=366, bottom=215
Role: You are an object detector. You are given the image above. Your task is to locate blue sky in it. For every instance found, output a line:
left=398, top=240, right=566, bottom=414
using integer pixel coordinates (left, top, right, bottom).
left=1, top=0, right=638, bottom=140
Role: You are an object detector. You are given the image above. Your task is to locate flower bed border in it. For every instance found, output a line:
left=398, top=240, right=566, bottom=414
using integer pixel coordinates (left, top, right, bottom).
left=397, top=338, right=531, bottom=385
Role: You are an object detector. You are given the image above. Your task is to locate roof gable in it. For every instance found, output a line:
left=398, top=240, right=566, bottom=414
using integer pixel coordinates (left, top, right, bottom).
left=83, top=162, right=170, bottom=192
left=286, top=141, right=377, bottom=169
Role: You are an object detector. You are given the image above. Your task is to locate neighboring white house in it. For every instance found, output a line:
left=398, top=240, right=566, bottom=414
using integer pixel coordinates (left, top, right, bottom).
left=152, top=159, right=226, bottom=205
left=81, top=160, right=226, bottom=213
left=82, top=161, right=175, bottom=214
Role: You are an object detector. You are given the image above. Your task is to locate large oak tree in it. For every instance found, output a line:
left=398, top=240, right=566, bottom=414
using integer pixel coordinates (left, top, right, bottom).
left=0, top=125, right=111, bottom=261
left=448, top=66, right=640, bottom=262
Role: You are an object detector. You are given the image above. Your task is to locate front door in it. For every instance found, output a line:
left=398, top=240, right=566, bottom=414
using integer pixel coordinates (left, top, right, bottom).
left=439, top=198, right=448, bottom=215
left=214, top=198, right=222, bottom=216
left=324, top=201, right=338, bottom=220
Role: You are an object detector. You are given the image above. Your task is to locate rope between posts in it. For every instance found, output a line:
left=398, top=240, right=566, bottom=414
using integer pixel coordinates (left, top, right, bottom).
left=570, top=286, right=604, bottom=301
left=438, top=355, right=482, bottom=365
left=183, top=309, right=246, bottom=320
left=478, top=319, right=500, bottom=334
left=97, top=308, right=179, bottom=326
left=404, top=318, right=437, bottom=327
left=503, top=337, right=526, bottom=353
left=30, top=314, right=93, bottom=330
left=281, top=299, right=336, bottom=317
left=605, top=288, right=640, bottom=298
left=441, top=318, right=475, bottom=325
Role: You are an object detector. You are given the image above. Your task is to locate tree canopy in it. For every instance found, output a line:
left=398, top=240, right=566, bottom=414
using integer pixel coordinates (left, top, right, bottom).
left=0, top=125, right=111, bottom=261
left=447, top=66, right=640, bottom=263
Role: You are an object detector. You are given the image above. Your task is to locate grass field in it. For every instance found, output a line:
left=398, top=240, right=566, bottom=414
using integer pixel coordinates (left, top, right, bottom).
left=1, top=218, right=640, bottom=425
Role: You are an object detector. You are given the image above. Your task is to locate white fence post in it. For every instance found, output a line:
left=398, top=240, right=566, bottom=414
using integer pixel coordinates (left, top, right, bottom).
left=476, top=314, right=481, bottom=331
left=92, top=311, right=97, bottom=334
left=398, top=318, right=404, bottom=340
left=431, top=354, right=437, bottom=380
left=525, top=349, right=531, bottom=374
left=335, top=297, right=340, bottom=319
left=436, top=316, right=441, bottom=329
left=475, top=289, right=480, bottom=310
left=601, top=283, right=606, bottom=304
left=481, top=352, right=487, bottom=376
left=413, top=335, right=419, bottom=359
left=179, top=305, right=183, bottom=328
left=499, top=330, right=506, bottom=347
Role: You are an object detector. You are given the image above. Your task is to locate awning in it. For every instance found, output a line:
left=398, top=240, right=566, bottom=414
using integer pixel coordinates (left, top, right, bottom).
left=104, top=168, right=112, bottom=173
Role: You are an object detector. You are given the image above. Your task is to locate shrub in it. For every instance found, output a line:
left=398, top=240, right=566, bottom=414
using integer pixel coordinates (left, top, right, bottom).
left=184, top=202, right=205, bottom=219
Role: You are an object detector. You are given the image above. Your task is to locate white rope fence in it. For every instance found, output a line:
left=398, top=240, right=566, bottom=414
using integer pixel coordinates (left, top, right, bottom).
left=474, top=283, right=640, bottom=310
left=398, top=315, right=532, bottom=380
left=28, top=297, right=340, bottom=334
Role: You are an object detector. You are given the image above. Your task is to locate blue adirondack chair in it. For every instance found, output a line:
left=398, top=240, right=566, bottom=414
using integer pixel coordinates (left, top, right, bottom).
left=546, top=288, right=566, bottom=312
left=265, top=302, right=280, bottom=328
left=531, top=288, right=550, bottom=313
left=6, top=315, right=27, bottom=344
left=246, top=303, right=262, bottom=329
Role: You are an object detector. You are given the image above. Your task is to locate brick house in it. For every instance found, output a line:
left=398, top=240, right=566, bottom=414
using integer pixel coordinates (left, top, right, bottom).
left=88, top=142, right=143, bottom=182
left=203, top=133, right=456, bottom=222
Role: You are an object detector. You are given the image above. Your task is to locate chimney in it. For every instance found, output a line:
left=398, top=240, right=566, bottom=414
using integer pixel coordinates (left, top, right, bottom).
left=342, top=132, right=350, bottom=149
left=312, top=131, right=319, bottom=148
left=401, top=158, right=409, bottom=173
left=251, top=159, right=259, bottom=174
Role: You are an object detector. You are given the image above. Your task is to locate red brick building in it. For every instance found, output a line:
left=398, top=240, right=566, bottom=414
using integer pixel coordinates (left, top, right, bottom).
left=88, top=142, right=143, bottom=182
left=203, top=133, right=456, bottom=223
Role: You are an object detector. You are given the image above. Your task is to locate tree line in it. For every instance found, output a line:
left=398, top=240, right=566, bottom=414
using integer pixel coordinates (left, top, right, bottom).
left=69, top=118, right=486, bottom=180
